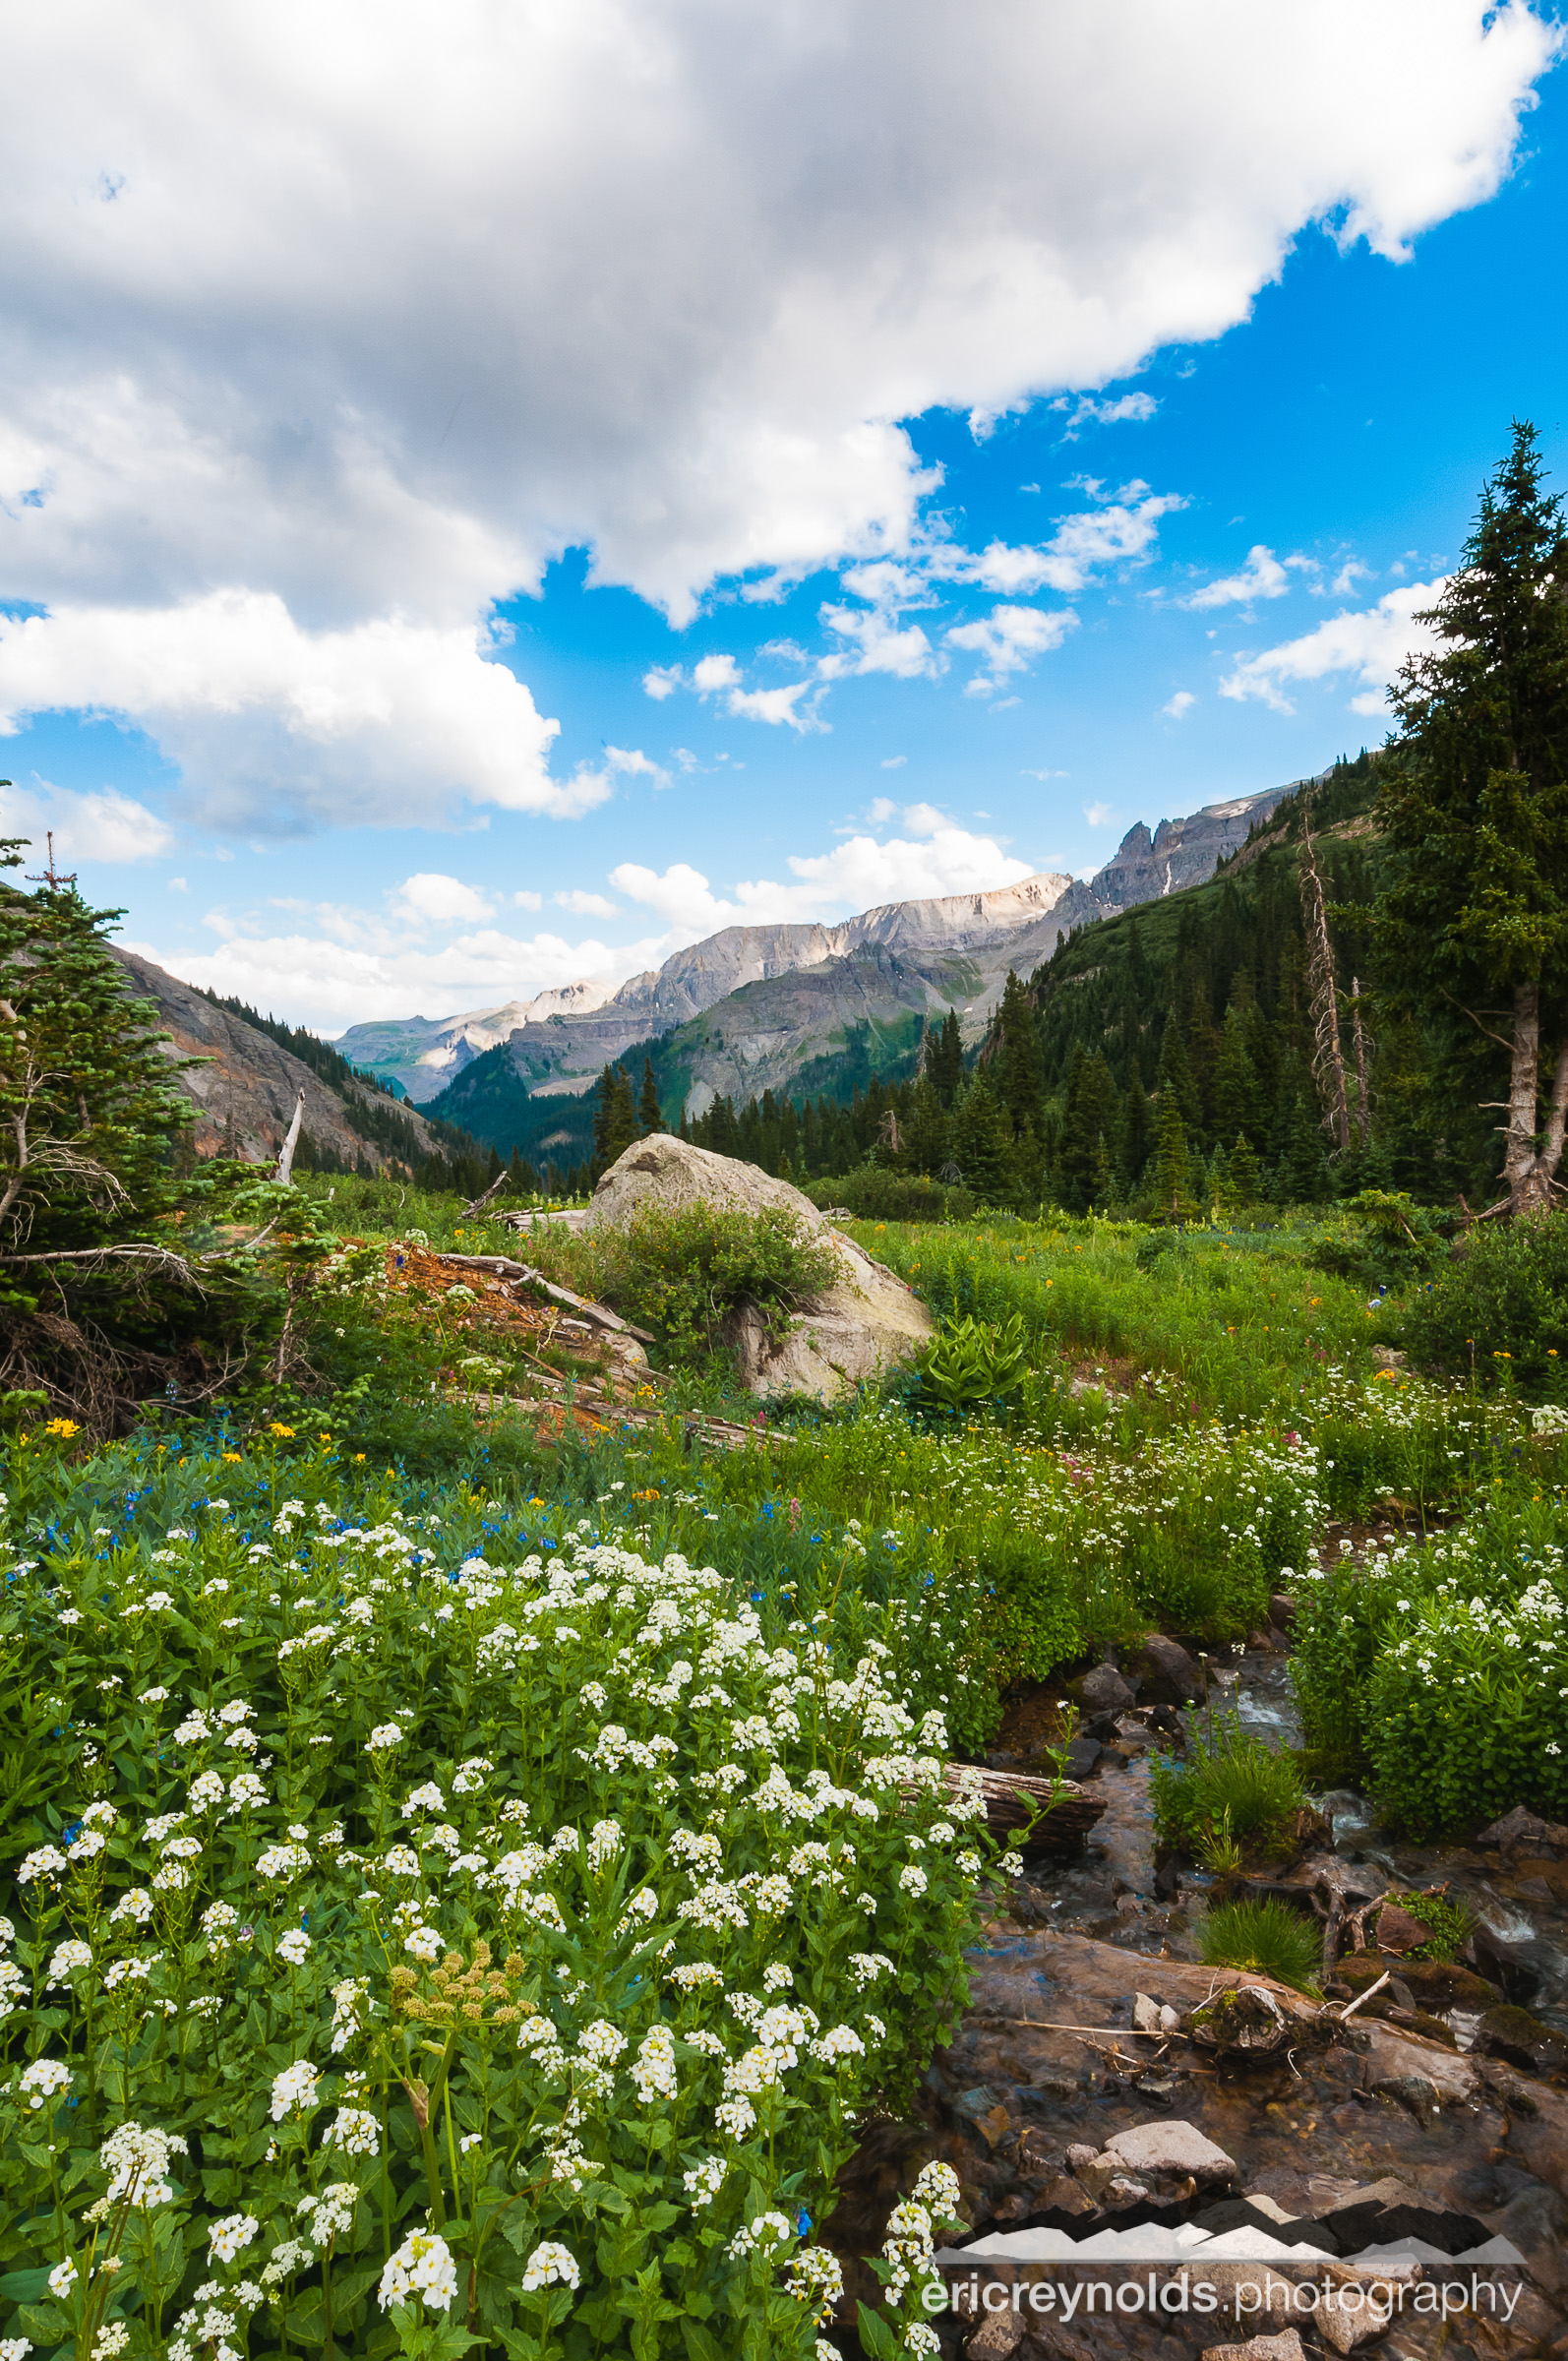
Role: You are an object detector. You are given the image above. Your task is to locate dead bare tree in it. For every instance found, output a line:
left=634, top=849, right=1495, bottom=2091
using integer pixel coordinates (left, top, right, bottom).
left=1298, top=794, right=1353, bottom=1152
left=461, top=1165, right=513, bottom=1219
left=273, top=1090, right=306, bottom=1184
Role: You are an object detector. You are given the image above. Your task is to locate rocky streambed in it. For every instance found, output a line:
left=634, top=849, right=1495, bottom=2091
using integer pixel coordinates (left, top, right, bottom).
left=830, top=1604, right=1568, bottom=2361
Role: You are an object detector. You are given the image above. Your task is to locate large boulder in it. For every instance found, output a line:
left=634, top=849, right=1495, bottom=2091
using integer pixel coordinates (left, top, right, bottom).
left=582, top=1133, right=934, bottom=1401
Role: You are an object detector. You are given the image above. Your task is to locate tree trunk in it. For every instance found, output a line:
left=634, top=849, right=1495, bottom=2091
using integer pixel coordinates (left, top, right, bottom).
left=273, top=1089, right=306, bottom=1185
left=1350, top=978, right=1371, bottom=1147
left=1503, top=982, right=1547, bottom=1214
left=1299, top=822, right=1351, bottom=1151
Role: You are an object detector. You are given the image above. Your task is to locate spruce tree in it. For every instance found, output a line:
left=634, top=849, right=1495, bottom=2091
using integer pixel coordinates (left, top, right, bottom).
left=1156, top=1008, right=1204, bottom=1136
left=637, top=1058, right=663, bottom=1135
left=1119, top=1073, right=1152, bottom=1188
left=1211, top=1004, right=1264, bottom=1146
left=949, top=1072, right=1013, bottom=1203
left=1148, top=1089, right=1190, bottom=1221
left=590, top=1063, right=637, bottom=1180
left=995, top=971, right=1045, bottom=1136
left=1371, top=422, right=1568, bottom=1214
left=931, top=1009, right=964, bottom=1107
left=0, top=852, right=194, bottom=1255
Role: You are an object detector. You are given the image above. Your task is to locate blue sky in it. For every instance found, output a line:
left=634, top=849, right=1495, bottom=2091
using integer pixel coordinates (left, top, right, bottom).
left=0, top=2, right=1563, bottom=1034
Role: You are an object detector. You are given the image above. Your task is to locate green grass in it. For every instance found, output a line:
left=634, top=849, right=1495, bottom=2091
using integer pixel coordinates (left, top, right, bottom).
left=1198, top=1899, right=1323, bottom=1994
left=1149, top=1711, right=1307, bottom=1860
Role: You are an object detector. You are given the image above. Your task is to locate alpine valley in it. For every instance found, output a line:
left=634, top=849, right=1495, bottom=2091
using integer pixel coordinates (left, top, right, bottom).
left=336, top=784, right=1297, bottom=1168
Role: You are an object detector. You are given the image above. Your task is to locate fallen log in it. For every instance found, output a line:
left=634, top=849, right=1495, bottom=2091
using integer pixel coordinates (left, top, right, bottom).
left=948, top=1765, right=1107, bottom=1848
left=433, top=1250, right=657, bottom=1343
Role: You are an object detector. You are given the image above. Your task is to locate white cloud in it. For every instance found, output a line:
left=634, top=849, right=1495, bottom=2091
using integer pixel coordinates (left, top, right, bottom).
left=692, top=654, right=743, bottom=695
left=555, top=887, right=619, bottom=917
left=0, top=776, right=172, bottom=863
left=946, top=603, right=1078, bottom=693
left=0, top=594, right=585, bottom=832
left=879, top=755, right=907, bottom=769
left=513, top=888, right=543, bottom=910
left=168, top=875, right=188, bottom=891
left=818, top=603, right=938, bottom=679
left=726, top=681, right=823, bottom=731
left=642, top=666, right=683, bottom=700
left=1053, top=390, right=1160, bottom=440
left=868, top=796, right=898, bottom=821
left=390, top=872, right=494, bottom=926
left=0, top=1, right=1552, bottom=817
left=1330, top=559, right=1374, bottom=595
left=970, top=487, right=1184, bottom=595
left=1163, top=689, right=1196, bottom=718
left=611, top=817, right=1034, bottom=932
left=1182, top=544, right=1297, bottom=609
left=134, top=914, right=678, bottom=1035
left=1083, top=800, right=1115, bottom=826
left=1220, top=578, right=1446, bottom=714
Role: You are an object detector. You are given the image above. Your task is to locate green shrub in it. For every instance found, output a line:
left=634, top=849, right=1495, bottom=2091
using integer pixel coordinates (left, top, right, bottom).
left=1386, top=1889, right=1474, bottom=1962
left=802, top=1169, right=976, bottom=1223
left=1150, top=1709, right=1305, bottom=1858
left=593, top=1201, right=840, bottom=1364
left=1401, top=1210, right=1568, bottom=1401
left=1198, top=1898, right=1321, bottom=1993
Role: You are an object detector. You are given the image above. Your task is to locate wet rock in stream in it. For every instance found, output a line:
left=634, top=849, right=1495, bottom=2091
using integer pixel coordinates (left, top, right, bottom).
left=829, top=1637, right=1568, bottom=2357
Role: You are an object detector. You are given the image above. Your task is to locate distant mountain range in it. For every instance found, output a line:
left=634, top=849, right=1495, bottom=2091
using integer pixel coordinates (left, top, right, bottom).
left=340, top=786, right=1299, bottom=1125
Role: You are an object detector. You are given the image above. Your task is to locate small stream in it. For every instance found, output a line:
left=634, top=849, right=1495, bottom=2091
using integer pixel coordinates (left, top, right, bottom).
left=993, top=1626, right=1568, bottom=2036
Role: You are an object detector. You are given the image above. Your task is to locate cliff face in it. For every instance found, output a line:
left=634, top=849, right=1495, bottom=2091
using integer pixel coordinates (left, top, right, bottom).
left=340, top=781, right=1300, bottom=1116
left=112, top=947, right=443, bottom=1170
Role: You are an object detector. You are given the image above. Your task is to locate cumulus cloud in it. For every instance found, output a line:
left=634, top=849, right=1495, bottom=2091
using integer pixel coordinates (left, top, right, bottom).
left=0, top=594, right=584, bottom=832
left=0, top=1, right=1553, bottom=817
left=1181, top=544, right=1300, bottom=609
left=1083, top=800, right=1115, bottom=826
left=555, top=887, right=619, bottom=916
left=1220, top=579, right=1445, bottom=713
left=0, top=776, right=172, bottom=864
left=390, top=872, right=495, bottom=925
left=946, top=603, right=1079, bottom=693
left=610, top=816, right=1035, bottom=932
left=1163, top=689, right=1196, bottom=718
left=1053, top=390, right=1160, bottom=440
left=135, top=915, right=677, bottom=1036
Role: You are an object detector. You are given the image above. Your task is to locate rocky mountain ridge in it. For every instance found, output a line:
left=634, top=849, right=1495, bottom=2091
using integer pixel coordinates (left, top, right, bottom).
left=343, top=783, right=1299, bottom=1108
left=111, top=945, right=450, bottom=1172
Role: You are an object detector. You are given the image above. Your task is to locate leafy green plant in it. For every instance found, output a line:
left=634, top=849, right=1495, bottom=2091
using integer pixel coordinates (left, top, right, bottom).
left=1401, top=1208, right=1568, bottom=1402
left=1150, top=1708, right=1305, bottom=1860
left=1384, top=1889, right=1474, bottom=1962
left=917, top=1312, right=1029, bottom=1410
left=801, top=1168, right=976, bottom=1223
left=1197, top=1899, right=1322, bottom=1994
left=592, top=1202, right=840, bottom=1365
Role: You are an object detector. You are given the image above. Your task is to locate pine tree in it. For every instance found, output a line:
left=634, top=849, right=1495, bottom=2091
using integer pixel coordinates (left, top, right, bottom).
left=0, top=852, right=194, bottom=1254
left=1283, top=1091, right=1329, bottom=1202
left=1060, top=1047, right=1120, bottom=1211
left=1119, top=1073, right=1152, bottom=1188
left=1211, top=1004, right=1264, bottom=1146
left=1156, top=1009, right=1204, bottom=1136
left=1148, top=1089, right=1190, bottom=1221
left=1372, top=422, right=1568, bottom=1213
left=590, top=1063, right=637, bottom=1180
left=949, top=1071, right=1013, bottom=1203
left=995, top=971, right=1045, bottom=1136
left=931, top=1009, right=964, bottom=1107
left=1228, top=1130, right=1262, bottom=1202
left=637, top=1058, right=663, bottom=1136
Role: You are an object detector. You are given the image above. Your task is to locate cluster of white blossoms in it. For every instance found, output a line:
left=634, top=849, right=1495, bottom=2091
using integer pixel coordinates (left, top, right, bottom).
left=379, top=2229, right=458, bottom=2314
left=269, top=2060, right=320, bottom=2122
left=98, top=2120, right=188, bottom=2211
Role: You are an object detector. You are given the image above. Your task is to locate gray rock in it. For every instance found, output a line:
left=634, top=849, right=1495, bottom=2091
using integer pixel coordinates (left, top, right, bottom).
left=1201, top=2335, right=1305, bottom=2361
left=1474, top=1802, right=1568, bottom=1855
left=1268, top=1592, right=1297, bottom=1629
left=1134, top=1630, right=1204, bottom=1703
left=1102, top=2118, right=1236, bottom=2185
left=964, top=2314, right=1027, bottom=2360
left=582, top=1133, right=932, bottom=1401
left=1074, top=1663, right=1135, bottom=1713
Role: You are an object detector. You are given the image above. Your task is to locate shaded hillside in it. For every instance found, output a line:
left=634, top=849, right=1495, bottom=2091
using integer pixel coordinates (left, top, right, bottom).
left=113, top=947, right=491, bottom=1184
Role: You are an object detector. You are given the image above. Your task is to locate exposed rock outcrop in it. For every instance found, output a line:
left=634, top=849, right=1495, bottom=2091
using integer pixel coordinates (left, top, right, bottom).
left=582, top=1133, right=933, bottom=1401
left=111, top=946, right=443, bottom=1171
